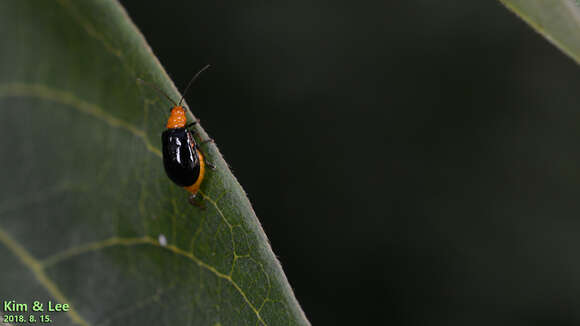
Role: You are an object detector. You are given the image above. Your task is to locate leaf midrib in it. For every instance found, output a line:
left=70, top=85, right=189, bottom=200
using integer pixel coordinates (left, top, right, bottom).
left=0, top=83, right=270, bottom=326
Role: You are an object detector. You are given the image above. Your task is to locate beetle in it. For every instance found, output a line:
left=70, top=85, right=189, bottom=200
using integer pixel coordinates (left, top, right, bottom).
left=138, top=65, right=214, bottom=206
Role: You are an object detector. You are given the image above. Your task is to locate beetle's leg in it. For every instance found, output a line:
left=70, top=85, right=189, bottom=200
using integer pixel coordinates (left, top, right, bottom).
left=195, top=140, right=217, bottom=170
left=188, top=193, right=206, bottom=209
left=205, top=161, right=217, bottom=170
left=186, top=119, right=200, bottom=129
left=199, top=139, right=214, bottom=146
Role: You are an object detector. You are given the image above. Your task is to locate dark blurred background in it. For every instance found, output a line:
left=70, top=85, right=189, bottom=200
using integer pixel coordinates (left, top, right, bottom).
left=120, top=1, right=580, bottom=325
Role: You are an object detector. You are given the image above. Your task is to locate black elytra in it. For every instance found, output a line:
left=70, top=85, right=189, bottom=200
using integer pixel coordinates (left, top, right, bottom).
left=161, top=127, right=201, bottom=187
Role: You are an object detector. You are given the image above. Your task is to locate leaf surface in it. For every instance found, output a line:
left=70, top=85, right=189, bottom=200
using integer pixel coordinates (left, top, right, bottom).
left=0, top=1, right=309, bottom=325
left=500, top=0, right=580, bottom=64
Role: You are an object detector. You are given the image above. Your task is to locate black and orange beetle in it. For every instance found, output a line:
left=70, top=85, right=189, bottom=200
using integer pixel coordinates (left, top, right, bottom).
left=138, top=65, right=214, bottom=205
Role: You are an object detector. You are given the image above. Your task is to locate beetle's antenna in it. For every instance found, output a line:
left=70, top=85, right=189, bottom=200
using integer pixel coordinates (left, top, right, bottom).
left=178, top=64, right=211, bottom=106
left=137, top=78, right=178, bottom=107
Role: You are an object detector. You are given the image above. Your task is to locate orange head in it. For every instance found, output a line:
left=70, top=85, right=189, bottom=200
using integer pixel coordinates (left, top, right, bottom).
left=166, top=106, right=187, bottom=129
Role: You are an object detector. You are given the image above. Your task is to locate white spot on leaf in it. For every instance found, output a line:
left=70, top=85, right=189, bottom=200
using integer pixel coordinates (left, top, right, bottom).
left=158, top=234, right=167, bottom=247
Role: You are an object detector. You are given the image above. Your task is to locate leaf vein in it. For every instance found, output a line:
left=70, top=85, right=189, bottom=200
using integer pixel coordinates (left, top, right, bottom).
left=0, top=83, right=161, bottom=158
left=0, top=227, right=91, bottom=326
left=41, top=235, right=267, bottom=325
left=0, top=82, right=271, bottom=325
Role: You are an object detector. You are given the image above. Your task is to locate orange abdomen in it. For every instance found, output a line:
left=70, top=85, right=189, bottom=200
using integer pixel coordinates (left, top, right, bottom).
left=184, top=149, right=206, bottom=195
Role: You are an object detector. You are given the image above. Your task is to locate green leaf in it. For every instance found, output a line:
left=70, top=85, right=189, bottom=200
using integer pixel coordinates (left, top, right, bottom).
left=0, top=1, right=309, bottom=325
left=500, top=0, right=580, bottom=64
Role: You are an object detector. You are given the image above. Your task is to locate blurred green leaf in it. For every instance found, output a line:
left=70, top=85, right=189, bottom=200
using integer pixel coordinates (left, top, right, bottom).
left=0, top=1, right=309, bottom=325
left=500, top=0, right=580, bottom=64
